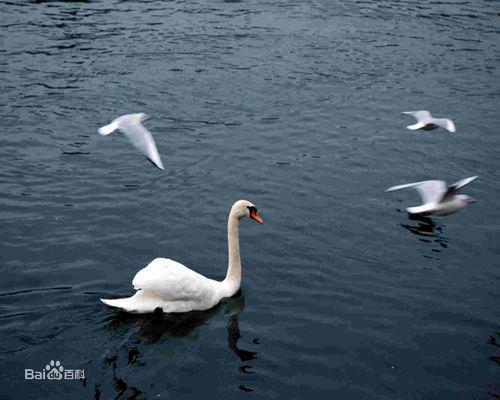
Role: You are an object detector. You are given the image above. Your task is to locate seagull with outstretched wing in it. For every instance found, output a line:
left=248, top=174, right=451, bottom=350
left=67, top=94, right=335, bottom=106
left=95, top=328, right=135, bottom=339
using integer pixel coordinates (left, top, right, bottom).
left=98, top=113, right=164, bottom=170
left=402, top=110, right=456, bottom=133
left=386, top=176, right=477, bottom=215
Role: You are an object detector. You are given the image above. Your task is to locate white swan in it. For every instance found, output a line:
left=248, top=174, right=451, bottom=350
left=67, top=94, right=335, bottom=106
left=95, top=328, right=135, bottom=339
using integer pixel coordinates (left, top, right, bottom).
left=101, top=200, right=263, bottom=314
left=386, top=176, right=477, bottom=215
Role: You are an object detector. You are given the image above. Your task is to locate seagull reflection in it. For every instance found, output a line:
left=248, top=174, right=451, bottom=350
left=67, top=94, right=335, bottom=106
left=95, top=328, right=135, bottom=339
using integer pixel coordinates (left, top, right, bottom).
left=401, top=214, right=440, bottom=237
left=97, top=290, right=258, bottom=398
left=401, top=215, right=448, bottom=251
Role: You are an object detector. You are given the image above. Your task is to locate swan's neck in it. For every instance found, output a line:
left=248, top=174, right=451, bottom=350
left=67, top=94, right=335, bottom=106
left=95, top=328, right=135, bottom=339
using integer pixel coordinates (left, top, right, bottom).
left=221, top=213, right=241, bottom=298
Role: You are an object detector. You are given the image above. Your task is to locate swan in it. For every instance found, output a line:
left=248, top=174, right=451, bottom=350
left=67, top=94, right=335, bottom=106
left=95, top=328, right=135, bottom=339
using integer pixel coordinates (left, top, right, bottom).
left=402, top=110, right=456, bottom=133
left=385, top=176, right=477, bottom=215
left=101, top=200, right=263, bottom=314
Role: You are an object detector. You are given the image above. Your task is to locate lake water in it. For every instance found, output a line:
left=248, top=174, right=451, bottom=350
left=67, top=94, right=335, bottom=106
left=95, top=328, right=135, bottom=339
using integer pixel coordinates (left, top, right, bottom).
left=1, top=0, right=499, bottom=399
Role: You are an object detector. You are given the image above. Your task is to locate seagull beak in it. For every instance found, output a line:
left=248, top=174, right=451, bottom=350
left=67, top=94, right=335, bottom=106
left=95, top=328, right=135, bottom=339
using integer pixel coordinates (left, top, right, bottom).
left=250, top=209, right=263, bottom=224
left=468, top=198, right=477, bottom=204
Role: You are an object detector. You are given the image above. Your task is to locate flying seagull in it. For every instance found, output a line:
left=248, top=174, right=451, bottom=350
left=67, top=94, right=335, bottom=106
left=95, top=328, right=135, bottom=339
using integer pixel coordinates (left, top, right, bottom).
left=386, top=176, right=477, bottom=215
left=98, top=113, right=164, bottom=170
left=402, top=111, right=456, bottom=133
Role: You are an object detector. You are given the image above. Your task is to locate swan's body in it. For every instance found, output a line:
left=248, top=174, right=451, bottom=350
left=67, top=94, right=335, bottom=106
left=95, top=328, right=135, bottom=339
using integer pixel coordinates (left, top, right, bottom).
left=402, top=110, right=456, bottom=133
left=98, top=113, right=164, bottom=170
left=101, top=200, right=263, bottom=314
left=386, top=176, right=477, bottom=216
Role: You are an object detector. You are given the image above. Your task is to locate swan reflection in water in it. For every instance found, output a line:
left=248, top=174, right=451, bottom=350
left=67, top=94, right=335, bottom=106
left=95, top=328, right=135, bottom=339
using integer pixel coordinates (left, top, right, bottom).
left=95, top=290, right=257, bottom=399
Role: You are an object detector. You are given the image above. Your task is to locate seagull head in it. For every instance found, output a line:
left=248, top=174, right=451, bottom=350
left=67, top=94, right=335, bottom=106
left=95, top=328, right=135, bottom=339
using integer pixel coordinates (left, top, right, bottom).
left=137, top=113, right=149, bottom=122
left=458, top=194, right=477, bottom=205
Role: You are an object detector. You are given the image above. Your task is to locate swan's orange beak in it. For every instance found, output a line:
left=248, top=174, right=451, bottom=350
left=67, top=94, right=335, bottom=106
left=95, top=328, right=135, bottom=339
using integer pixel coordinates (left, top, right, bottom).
left=250, top=209, right=263, bottom=224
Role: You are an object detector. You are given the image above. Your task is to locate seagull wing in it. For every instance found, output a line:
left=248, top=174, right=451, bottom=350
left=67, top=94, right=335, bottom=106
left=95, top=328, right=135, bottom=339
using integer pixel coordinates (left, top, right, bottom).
left=402, top=110, right=432, bottom=122
left=118, top=117, right=165, bottom=170
left=386, top=180, right=447, bottom=204
left=449, top=176, right=477, bottom=191
left=432, top=118, right=456, bottom=133
left=441, top=176, right=477, bottom=201
left=385, top=182, right=422, bottom=192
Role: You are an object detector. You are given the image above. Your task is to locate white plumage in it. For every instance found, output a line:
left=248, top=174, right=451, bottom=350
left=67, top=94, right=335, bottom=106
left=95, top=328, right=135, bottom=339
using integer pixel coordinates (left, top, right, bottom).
left=102, top=258, right=220, bottom=313
left=101, top=200, right=264, bottom=314
left=386, top=176, right=477, bottom=216
left=98, top=113, right=164, bottom=170
left=402, top=110, right=456, bottom=133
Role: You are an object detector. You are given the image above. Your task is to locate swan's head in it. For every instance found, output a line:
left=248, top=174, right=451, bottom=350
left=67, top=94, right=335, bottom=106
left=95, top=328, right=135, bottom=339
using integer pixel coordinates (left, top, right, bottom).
left=231, top=200, right=263, bottom=224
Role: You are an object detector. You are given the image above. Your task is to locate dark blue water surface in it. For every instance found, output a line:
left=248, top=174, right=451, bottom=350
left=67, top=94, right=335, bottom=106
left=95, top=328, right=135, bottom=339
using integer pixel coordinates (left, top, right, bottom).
left=1, top=0, right=499, bottom=399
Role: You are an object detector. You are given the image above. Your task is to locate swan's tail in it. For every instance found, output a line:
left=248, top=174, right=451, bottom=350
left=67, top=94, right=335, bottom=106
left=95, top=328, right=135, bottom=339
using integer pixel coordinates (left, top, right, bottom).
left=101, top=290, right=163, bottom=314
left=100, top=297, right=134, bottom=309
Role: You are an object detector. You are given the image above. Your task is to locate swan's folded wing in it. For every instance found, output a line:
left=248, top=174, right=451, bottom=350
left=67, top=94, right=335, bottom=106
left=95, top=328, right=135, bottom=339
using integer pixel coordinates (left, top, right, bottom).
left=132, top=258, right=215, bottom=302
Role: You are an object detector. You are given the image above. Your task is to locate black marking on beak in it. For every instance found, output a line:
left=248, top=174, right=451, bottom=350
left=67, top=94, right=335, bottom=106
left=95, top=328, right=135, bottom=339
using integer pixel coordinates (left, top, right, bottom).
left=247, top=206, right=257, bottom=214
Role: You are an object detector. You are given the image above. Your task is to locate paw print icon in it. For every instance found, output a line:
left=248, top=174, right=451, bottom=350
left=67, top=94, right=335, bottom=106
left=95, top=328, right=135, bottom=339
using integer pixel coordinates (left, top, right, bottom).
left=45, top=360, right=64, bottom=380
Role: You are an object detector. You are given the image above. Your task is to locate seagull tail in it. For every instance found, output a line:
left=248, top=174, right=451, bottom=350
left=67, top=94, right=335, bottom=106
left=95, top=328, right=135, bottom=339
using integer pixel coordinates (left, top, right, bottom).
left=406, top=204, right=435, bottom=215
left=98, top=121, right=119, bottom=136
left=406, top=122, right=425, bottom=130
